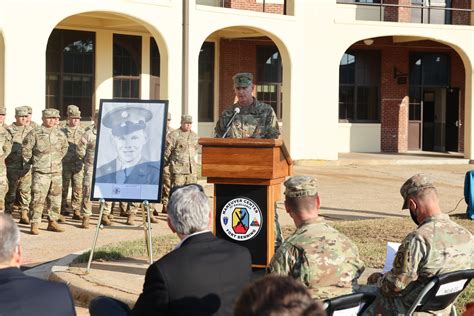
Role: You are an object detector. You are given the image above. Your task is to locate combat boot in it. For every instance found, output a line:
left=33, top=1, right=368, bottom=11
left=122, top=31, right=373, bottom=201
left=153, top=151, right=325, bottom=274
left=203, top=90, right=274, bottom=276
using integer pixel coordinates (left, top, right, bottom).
left=120, top=210, right=128, bottom=217
left=47, top=220, right=65, bottom=233
left=61, top=209, right=71, bottom=216
left=19, top=210, right=30, bottom=225
left=101, top=214, right=112, bottom=226
left=161, top=205, right=167, bottom=214
left=81, top=216, right=90, bottom=229
left=153, top=209, right=159, bottom=216
left=30, top=223, right=39, bottom=235
left=147, top=215, right=158, bottom=224
left=57, top=214, right=66, bottom=223
left=72, top=210, right=83, bottom=221
left=125, top=213, right=135, bottom=225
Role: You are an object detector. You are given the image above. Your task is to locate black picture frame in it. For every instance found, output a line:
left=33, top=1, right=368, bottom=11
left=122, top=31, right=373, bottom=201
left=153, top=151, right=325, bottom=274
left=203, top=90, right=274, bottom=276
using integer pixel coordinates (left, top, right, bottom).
left=91, top=99, right=168, bottom=203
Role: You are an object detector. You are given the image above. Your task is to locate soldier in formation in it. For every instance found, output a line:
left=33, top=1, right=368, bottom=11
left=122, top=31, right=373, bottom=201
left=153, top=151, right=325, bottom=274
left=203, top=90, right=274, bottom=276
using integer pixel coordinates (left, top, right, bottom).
left=23, top=109, right=68, bottom=235
left=61, top=105, right=85, bottom=220
left=157, top=112, right=173, bottom=214
left=0, top=108, right=12, bottom=212
left=163, top=115, right=199, bottom=201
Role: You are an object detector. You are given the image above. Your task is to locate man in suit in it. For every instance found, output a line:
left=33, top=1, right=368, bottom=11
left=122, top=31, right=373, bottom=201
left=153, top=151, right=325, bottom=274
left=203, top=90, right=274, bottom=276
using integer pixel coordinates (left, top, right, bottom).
left=0, top=214, right=76, bottom=315
left=90, top=184, right=252, bottom=316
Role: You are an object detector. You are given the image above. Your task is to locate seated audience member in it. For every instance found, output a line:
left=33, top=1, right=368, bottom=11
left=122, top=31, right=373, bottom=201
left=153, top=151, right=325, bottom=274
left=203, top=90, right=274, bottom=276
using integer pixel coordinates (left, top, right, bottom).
left=362, top=174, right=473, bottom=315
left=234, top=275, right=325, bottom=316
left=267, top=176, right=365, bottom=299
left=90, top=184, right=252, bottom=316
left=0, top=214, right=76, bottom=316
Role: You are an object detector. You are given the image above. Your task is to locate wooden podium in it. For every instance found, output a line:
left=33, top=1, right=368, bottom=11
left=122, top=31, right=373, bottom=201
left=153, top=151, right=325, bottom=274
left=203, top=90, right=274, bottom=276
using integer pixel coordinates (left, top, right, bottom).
left=199, top=138, right=292, bottom=268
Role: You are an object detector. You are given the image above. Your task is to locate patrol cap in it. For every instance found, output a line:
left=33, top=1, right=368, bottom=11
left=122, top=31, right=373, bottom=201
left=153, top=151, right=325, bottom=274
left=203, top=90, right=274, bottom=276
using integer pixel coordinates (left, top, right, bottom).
left=284, top=176, right=318, bottom=198
left=181, top=115, right=192, bottom=124
left=67, top=105, right=81, bottom=118
left=102, top=106, right=152, bottom=137
left=0, top=108, right=5, bottom=115
left=15, top=106, right=28, bottom=116
left=400, top=174, right=435, bottom=209
left=233, top=72, right=253, bottom=88
left=42, top=108, right=60, bottom=118
left=167, top=112, right=172, bottom=120
left=25, top=106, right=32, bottom=115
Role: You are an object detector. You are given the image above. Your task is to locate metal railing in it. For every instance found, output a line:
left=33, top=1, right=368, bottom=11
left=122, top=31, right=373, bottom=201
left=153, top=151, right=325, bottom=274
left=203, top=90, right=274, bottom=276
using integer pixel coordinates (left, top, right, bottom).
left=337, top=0, right=473, bottom=25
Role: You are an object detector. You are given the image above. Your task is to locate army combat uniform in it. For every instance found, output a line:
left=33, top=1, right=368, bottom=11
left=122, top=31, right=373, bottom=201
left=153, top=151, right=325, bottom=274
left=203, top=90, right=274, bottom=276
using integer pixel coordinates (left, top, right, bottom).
left=61, top=105, right=85, bottom=217
left=164, top=115, right=199, bottom=189
left=0, top=116, right=12, bottom=212
left=23, top=109, right=68, bottom=234
left=5, top=107, right=34, bottom=221
left=365, top=213, right=473, bottom=315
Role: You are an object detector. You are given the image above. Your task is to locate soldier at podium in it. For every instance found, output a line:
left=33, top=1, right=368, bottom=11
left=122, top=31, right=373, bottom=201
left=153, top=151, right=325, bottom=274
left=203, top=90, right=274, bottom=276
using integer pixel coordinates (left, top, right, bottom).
left=215, top=72, right=280, bottom=139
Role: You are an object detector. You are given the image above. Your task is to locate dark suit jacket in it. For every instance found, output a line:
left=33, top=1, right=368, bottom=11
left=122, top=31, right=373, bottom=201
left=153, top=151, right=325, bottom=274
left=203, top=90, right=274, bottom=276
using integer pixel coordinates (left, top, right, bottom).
left=131, top=232, right=252, bottom=316
left=95, top=158, right=160, bottom=185
left=0, top=267, right=76, bottom=316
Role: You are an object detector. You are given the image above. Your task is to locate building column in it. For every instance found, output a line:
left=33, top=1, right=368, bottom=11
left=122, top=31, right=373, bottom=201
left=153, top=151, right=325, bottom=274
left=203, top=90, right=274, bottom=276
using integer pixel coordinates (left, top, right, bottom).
left=95, top=30, right=113, bottom=106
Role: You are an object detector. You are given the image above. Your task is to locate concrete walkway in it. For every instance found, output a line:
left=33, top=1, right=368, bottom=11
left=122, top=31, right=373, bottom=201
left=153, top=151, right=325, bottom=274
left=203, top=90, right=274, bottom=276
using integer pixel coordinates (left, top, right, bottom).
left=25, top=152, right=473, bottom=315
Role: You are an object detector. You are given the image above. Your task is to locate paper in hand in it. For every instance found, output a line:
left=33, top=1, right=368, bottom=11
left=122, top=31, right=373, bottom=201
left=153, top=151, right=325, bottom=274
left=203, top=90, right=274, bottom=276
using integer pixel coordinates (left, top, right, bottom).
left=383, top=242, right=401, bottom=273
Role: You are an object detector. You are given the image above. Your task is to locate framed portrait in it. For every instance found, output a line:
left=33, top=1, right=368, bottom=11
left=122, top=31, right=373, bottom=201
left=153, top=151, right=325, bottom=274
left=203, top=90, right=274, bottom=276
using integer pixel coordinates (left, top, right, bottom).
left=91, top=99, right=168, bottom=203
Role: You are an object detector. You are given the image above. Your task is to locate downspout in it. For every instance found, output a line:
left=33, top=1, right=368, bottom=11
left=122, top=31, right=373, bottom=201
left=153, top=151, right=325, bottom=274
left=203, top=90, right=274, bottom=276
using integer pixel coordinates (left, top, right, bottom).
left=182, top=0, right=189, bottom=115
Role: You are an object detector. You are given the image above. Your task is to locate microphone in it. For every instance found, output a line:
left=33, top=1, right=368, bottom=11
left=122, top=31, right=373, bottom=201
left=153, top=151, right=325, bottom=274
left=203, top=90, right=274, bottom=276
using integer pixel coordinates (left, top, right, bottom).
left=222, top=107, right=240, bottom=138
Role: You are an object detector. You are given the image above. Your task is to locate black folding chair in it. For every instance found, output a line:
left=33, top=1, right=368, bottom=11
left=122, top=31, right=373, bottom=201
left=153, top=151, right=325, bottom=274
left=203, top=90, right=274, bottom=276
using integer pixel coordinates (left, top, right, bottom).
left=323, top=292, right=376, bottom=316
left=407, top=269, right=474, bottom=316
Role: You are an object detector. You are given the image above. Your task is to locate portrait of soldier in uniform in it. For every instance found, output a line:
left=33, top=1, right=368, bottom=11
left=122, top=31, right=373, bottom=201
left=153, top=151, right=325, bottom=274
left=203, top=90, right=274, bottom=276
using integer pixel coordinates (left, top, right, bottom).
left=93, top=101, right=167, bottom=202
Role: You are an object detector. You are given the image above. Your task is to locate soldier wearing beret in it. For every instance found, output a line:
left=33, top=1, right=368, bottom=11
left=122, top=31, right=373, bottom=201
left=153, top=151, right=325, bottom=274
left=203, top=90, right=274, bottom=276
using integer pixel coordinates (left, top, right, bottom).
left=362, top=174, right=473, bottom=315
left=0, top=108, right=12, bottom=213
left=163, top=115, right=199, bottom=212
left=215, top=72, right=280, bottom=139
left=23, top=108, right=68, bottom=234
left=267, top=176, right=364, bottom=300
left=60, top=105, right=86, bottom=220
left=5, top=107, right=34, bottom=224
left=95, top=106, right=160, bottom=224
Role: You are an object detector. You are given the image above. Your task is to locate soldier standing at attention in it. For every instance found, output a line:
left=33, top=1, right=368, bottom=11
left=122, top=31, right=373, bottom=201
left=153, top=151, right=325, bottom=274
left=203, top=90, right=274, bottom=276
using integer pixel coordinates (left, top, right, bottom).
left=25, top=106, right=39, bottom=129
left=77, top=111, right=111, bottom=228
left=0, top=107, right=6, bottom=127
left=5, top=107, right=33, bottom=224
left=157, top=112, right=173, bottom=214
left=23, top=109, right=68, bottom=235
left=0, top=108, right=12, bottom=212
left=60, top=105, right=85, bottom=220
left=267, top=176, right=365, bottom=300
left=214, top=72, right=280, bottom=139
left=163, top=115, right=199, bottom=194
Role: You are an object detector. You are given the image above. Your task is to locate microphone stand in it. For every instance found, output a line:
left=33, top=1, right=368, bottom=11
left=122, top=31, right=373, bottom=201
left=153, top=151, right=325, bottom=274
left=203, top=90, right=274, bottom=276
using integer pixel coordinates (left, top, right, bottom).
left=222, top=108, right=240, bottom=138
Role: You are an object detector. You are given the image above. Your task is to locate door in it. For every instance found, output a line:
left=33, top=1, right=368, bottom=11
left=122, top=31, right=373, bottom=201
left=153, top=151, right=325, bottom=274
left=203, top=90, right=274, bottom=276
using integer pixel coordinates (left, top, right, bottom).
left=422, top=91, right=435, bottom=151
left=445, top=88, right=460, bottom=152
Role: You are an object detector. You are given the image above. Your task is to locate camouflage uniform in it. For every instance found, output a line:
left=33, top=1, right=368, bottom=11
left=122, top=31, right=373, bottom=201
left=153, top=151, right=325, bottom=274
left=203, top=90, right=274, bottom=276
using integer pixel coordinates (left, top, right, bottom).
left=160, top=113, right=174, bottom=212
left=363, top=174, right=474, bottom=316
left=23, top=109, right=68, bottom=225
left=267, top=176, right=365, bottom=300
left=0, top=121, right=12, bottom=211
left=214, top=73, right=279, bottom=139
left=77, top=125, right=111, bottom=218
left=61, top=106, right=85, bottom=214
left=164, top=115, right=199, bottom=188
left=5, top=108, right=34, bottom=216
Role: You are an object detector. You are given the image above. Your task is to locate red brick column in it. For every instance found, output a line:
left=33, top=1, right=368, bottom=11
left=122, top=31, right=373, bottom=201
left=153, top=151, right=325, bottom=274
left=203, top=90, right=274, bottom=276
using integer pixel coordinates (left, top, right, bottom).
left=224, top=0, right=283, bottom=14
left=383, top=0, right=411, bottom=22
left=452, top=0, right=471, bottom=25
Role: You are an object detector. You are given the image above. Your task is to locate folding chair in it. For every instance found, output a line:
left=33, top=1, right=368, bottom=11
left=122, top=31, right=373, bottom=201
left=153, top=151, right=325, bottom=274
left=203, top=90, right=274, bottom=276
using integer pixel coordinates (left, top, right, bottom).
left=323, top=292, right=376, bottom=316
left=407, top=269, right=474, bottom=316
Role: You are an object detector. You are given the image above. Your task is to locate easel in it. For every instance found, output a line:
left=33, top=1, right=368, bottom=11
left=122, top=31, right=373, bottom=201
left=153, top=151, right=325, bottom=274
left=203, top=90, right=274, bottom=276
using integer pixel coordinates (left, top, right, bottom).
left=86, top=199, right=154, bottom=273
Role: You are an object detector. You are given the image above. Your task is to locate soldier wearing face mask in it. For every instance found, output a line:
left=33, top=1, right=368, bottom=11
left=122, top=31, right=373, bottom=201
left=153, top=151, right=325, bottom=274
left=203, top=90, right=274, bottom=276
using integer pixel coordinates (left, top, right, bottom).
left=362, top=174, right=473, bottom=315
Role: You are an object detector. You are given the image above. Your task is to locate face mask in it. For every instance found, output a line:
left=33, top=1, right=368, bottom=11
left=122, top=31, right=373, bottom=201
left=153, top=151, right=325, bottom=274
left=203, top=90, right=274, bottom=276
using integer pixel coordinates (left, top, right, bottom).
left=410, top=207, right=420, bottom=225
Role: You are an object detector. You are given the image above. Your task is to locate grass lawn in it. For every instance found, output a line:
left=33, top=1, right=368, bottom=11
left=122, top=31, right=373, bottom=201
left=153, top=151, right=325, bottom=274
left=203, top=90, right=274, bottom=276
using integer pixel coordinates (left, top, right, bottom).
left=76, top=215, right=474, bottom=313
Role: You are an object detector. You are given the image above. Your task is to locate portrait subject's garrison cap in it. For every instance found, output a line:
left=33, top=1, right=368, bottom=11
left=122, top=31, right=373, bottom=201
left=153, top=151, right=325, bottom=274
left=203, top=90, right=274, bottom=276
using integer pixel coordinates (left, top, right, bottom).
left=102, top=106, right=152, bottom=137
left=232, top=72, right=253, bottom=88
left=181, top=115, right=192, bottom=124
left=67, top=105, right=81, bottom=118
left=15, top=106, right=28, bottom=116
left=284, top=176, right=318, bottom=198
left=0, top=108, right=5, bottom=115
left=400, top=173, right=435, bottom=209
left=42, top=108, right=60, bottom=118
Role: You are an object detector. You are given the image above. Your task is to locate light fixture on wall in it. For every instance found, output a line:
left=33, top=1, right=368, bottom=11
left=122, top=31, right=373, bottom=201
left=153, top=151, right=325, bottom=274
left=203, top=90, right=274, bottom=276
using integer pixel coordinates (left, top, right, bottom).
left=363, top=38, right=374, bottom=46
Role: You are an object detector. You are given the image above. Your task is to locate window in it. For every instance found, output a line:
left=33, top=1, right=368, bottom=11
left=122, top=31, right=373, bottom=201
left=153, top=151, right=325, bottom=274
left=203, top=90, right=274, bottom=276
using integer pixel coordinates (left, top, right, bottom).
left=198, top=42, right=215, bottom=122
left=113, top=34, right=141, bottom=99
left=150, top=38, right=160, bottom=77
left=46, top=29, right=95, bottom=118
left=256, top=45, right=283, bottom=119
left=339, top=50, right=380, bottom=122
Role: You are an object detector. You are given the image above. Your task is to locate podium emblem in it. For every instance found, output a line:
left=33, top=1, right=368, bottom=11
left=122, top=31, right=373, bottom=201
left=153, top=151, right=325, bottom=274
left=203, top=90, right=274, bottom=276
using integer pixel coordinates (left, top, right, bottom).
left=220, top=197, right=262, bottom=241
